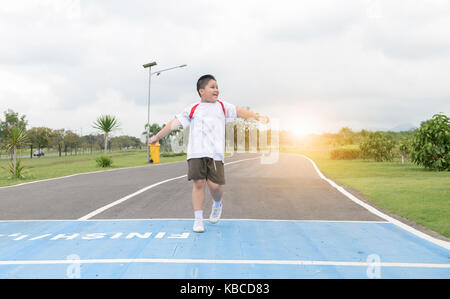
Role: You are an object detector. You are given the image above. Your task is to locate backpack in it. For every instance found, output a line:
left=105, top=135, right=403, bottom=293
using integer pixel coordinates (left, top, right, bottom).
left=189, top=100, right=226, bottom=119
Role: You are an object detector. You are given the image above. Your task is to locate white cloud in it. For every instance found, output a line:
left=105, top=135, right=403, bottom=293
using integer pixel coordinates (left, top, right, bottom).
left=1, top=0, right=449, bottom=138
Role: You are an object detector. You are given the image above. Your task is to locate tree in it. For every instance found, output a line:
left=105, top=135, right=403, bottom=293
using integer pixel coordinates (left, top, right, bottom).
left=64, top=130, right=81, bottom=155
left=398, top=138, right=411, bottom=164
left=92, top=115, right=120, bottom=155
left=48, top=129, right=65, bottom=157
left=143, top=123, right=180, bottom=152
left=410, top=113, right=450, bottom=171
left=27, top=127, right=52, bottom=158
left=0, top=109, right=27, bottom=140
left=360, top=131, right=396, bottom=162
left=337, top=127, right=355, bottom=145
left=4, top=125, right=29, bottom=178
left=0, top=110, right=28, bottom=155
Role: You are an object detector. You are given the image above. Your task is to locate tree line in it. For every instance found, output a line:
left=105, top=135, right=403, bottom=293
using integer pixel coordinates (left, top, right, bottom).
left=0, top=109, right=143, bottom=159
left=288, top=113, right=449, bottom=171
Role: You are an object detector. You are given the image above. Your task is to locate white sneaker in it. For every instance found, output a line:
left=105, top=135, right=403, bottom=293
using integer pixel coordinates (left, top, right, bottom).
left=209, top=203, right=222, bottom=224
left=193, top=219, right=204, bottom=233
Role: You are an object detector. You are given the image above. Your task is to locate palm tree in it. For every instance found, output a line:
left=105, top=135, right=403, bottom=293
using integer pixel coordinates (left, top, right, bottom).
left=92, top=115, right=120, bottom=155
left=5, top=125, right=29, bottom=178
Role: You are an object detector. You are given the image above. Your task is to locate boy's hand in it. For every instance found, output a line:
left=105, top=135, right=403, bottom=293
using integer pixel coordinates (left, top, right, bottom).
left=257, top=115, right=270, bottom=124
left=148, top=135, right=159, bottom=145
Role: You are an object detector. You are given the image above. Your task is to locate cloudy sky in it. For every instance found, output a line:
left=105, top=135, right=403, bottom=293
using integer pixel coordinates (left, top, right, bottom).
left=1, top=0, right=449, bottom=139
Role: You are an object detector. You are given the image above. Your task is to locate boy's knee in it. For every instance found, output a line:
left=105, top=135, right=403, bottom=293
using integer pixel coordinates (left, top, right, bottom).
left=207, top=180, right=222, bottom=193
left=193, top=179, right=206, bottom=189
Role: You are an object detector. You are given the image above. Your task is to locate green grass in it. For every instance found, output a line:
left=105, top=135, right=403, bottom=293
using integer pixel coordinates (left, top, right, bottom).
left=284, top=148, right=450, bottom=238
left=0, top=150, right=187, bottom=187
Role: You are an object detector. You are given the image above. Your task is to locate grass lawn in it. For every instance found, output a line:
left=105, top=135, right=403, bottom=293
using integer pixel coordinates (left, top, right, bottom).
left=283, top=147, right=450, bottom=238
left=0, top=150, right=187, bottom=187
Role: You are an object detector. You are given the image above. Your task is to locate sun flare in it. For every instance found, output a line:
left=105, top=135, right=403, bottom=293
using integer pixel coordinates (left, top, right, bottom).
left=290, top=123, right=314, bottom=138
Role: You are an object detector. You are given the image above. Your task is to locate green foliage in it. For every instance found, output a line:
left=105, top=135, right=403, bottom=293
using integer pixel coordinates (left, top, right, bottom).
left=143, top=122, right=181, bottom=152
left=398, top=139, right=411, bottom=156
left=92, top=115, right=120, bottom=133
left=93, top=115, right=120, bottom=155
left=96, top=155, right=113, bottom=168
left=3, top=125, right=29, bottom=179
left=330, top=145, right=360, bottom=160
left=8, top=159, right=25, bottom=179
left=359, top=132, right=396, bottom=162
left=0, top=109, right=28, bottom=141
left=410, top=113, right=450, bottom=171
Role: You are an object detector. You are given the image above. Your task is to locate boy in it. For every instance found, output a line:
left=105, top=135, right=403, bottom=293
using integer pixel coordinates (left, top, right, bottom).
left=148, top=74, right=269, bottom=232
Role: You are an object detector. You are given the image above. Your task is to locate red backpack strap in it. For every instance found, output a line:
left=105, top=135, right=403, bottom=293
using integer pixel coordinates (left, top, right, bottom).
left=189, top=103, right=200, bottom=119
left=189, top=101, right=226, bottom=119
left=217, top=100, right=226, bottom=116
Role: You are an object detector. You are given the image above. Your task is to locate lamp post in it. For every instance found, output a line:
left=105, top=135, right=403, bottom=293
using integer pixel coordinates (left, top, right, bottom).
left=143, top=62, right=187, bottom=163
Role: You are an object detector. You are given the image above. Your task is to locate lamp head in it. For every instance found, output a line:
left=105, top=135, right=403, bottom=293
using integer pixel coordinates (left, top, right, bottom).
left=143, top=61, right=157, bottom=68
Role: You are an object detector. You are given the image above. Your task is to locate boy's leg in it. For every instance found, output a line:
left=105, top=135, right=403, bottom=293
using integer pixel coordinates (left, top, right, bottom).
left=192, top=179, right=206, bottom=233
left=192, top=179, right=206, bottom=212
left=207, top=180, right=223, bottom=203
left=207, top=180, right=223, bottom=224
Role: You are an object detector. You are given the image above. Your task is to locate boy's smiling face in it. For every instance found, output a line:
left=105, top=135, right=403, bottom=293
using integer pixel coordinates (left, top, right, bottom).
left=199, top=79, right=219, bottom=102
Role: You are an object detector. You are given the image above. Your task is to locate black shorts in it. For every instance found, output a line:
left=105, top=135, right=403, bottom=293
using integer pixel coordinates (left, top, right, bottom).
left=187, top=157, right=225, bottom=185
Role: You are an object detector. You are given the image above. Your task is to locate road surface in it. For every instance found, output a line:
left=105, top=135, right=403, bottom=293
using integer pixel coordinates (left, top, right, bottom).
left=0, top=153, right=448, bottom=278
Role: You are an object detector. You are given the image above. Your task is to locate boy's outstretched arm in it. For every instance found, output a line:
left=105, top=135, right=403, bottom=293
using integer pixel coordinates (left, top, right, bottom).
left=236, top=106, right=270, bottom=123
left=148, top=117, right=181, bottom=145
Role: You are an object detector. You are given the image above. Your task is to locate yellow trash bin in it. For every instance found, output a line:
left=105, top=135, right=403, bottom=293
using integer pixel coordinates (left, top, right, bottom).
left=149, top=141, right=160, bottom=164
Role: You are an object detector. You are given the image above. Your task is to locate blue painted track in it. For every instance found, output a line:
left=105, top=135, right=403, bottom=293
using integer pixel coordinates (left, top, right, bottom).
left=0, top=219, right=449, bottom=278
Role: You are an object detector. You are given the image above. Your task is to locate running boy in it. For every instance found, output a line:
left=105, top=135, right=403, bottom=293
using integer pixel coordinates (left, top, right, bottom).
left=148, top=74, right=269, bottom=232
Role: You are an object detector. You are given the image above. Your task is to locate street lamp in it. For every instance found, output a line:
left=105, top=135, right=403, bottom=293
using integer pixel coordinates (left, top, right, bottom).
left=143, top=61, right=187, bottom=163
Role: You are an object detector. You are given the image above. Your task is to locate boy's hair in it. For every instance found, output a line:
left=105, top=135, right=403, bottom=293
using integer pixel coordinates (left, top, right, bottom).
left=196, top=74, right=216, bottom=96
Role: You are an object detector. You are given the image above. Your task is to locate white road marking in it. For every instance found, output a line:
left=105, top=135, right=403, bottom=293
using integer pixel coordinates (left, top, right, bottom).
left=301, top=154, right=450, bottom=250
left=0, top=160, right=186, bottom=190
left=0, top=258, right=448, bottom=269
left=78, top=157, right=260, bottom=220
left=0, top=218, right=386, bottom=223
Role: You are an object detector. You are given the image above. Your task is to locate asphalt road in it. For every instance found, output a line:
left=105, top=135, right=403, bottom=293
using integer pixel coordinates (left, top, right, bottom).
left=0, top=153, right=382, bottom=222
left=1, top=152, right=449, bottom=279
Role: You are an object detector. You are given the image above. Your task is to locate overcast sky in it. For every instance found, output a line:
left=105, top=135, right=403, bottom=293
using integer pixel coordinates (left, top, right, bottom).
left=1, top=0, right=449, bottom=139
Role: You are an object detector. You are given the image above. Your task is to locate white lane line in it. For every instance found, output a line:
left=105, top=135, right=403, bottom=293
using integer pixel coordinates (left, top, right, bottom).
left=0, top=258, right=449, bottom=269
left=0, top=160, right=187, bottom=190
left=78, top=175, right=187, bottom=220
left=78, top=157, right=260, bottom=220
left=301, top=154, right=450, bottom=250
left=0, top=218, right=387, bottom=223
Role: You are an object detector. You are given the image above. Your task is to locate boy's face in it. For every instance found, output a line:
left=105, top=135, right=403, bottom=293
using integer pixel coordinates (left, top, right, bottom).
left=199, top=79, right=219, bottom=102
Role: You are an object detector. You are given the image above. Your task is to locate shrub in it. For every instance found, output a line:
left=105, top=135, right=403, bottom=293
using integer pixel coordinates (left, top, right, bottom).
left=410, top=113, right=450, bottom=171
left=161, top=152, right=185, bottom=157
left=330, top=146, right=360, bottom=160
left=96, top=155, right=113, bottom=168
left=7, top=159, right=25, bottom=179
left=360, top=132, right=396, bottom=162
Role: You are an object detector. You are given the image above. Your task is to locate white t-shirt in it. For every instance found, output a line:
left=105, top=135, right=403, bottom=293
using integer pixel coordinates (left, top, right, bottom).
left=175, top=100, right=237, bottom=162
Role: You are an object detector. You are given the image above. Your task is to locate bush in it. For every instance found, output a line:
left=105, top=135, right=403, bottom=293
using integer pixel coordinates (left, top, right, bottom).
left=360, top=132, right=396, bottom=162
left=7, top=159, right=25, bottom=179
left=161, top=152, right=185, bottom=157
left=330, top=146, right=360, bottom=160
left=410, top=113, right=450, bottom=171
left=96, top=155, right=113, bottom=168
